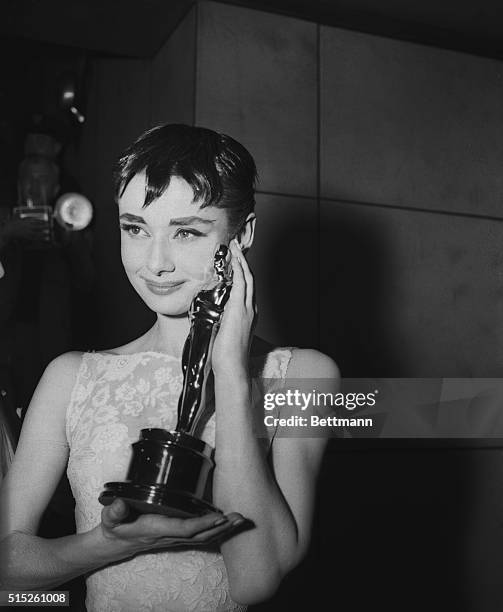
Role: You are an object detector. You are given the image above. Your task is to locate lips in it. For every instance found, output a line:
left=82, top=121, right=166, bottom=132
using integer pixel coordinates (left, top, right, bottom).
left=142, top=279, right=185, bottom=295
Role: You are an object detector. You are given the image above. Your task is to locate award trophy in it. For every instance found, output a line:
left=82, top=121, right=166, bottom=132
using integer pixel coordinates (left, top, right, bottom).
left=99, top=245, right=233, bottom=518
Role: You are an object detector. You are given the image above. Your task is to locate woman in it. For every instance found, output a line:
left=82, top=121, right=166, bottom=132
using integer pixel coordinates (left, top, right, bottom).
left=0, top=124, right=339, bottom=611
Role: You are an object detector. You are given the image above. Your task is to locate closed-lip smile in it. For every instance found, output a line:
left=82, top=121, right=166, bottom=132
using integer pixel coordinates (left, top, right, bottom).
left=143, top=279, right=184, bottom=288
left=142, top=278, right=185, bottom=294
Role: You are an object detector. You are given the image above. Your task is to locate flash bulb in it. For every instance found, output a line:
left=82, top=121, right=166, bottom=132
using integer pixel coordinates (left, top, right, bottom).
left=54, top=193, right=93, bottom=231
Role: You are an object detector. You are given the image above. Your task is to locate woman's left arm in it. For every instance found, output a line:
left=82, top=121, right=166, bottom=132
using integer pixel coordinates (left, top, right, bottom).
left=212, top=241, right=340, bottom=605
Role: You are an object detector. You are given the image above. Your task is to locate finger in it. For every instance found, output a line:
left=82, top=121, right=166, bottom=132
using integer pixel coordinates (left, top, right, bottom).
left=191, top=512, right=246, bottom=540
left=235, top=248, right=255, bottom=312
left=137, top=511, right=227, bottom=539
left=236, top=248, right=252, bottom=279
left=194, top=519, right=248, bottom=547
left=221, top=512, right=245, bottom=524
left=191, top=525, right=232, bottom=543
left=174, top=512, right=232, bottom=537
left=158, top=520, right=237, bottom=547
left=101, top=498, right=130, bottom=529
left=229, top=241, right=246, bottom=305
left=155, top=514, right=247, bottom=547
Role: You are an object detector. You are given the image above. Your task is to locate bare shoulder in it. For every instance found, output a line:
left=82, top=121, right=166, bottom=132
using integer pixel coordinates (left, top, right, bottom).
left=22, top=351, right=85, bottom=428
left=40, top=351, right=85, bottom=390
left=45, top=350, right=84, bottom=371
left=287, top=348, right=341, bottom=382
left=271, top=348, right=339, bottom=461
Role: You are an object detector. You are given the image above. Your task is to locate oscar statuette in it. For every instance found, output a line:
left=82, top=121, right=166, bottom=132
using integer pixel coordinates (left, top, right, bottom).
left=99, top=245, right=232, bottom=517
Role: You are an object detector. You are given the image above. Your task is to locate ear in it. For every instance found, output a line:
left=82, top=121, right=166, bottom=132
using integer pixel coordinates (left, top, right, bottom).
left=235, top=213, right=256, bottom=253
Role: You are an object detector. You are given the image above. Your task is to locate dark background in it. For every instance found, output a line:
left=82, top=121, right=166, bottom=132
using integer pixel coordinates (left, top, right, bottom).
left=2, top=1, right=503, bottom=610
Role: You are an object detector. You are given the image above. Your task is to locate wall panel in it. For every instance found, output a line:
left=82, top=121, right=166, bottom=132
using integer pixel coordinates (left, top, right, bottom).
left=151, top=7, right=196, bottom=127
left=197, top=1, right=318, bottom=197
left=248, top=193, right=319, bottom=348
left=320, top=199, right=503, bottom=376
left=321, top=27, right=503, bottom=217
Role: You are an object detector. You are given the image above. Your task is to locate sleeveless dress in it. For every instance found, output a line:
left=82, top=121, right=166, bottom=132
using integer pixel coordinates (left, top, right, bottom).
left=66, top=348, right=293, bottom=612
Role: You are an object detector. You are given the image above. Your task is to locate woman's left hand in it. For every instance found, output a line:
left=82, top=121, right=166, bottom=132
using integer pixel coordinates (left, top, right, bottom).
left=212, top=239, right=256, bottom=377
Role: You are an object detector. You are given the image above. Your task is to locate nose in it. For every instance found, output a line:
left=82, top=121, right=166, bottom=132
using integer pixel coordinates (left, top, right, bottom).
left=145, top=237, right=175, bottom=276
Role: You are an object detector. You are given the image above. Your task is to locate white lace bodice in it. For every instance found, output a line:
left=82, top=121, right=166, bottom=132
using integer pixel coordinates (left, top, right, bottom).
left=66, top=348, right=292, bottom=612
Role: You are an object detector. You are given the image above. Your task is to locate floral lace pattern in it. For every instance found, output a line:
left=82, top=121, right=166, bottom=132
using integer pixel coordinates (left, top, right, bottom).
left=66, top=349, right=292, bottom=612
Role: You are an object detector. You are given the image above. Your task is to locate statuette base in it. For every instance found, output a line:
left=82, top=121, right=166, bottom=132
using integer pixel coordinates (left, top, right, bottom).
left=99, top=482, right=219, bottom=518
left=98, top=428, right=219, bottom=518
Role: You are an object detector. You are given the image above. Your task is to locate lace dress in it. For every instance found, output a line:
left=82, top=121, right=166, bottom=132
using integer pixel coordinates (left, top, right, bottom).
left=66, top=348, right=292, bottom=612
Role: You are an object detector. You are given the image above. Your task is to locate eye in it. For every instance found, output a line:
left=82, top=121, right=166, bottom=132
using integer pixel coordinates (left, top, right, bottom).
left=174, top=228, right=203, bottom=240
left=120, top=223, right=149, bottom=238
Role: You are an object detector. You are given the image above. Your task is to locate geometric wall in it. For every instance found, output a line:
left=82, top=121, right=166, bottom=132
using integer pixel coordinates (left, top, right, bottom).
left=196, top=2, right=503, bottom=377
left=76, top=4, right=503, bottom=610
left=79, top=2, right=503, bottom=376
left=198, top=14, right=503, bottom=612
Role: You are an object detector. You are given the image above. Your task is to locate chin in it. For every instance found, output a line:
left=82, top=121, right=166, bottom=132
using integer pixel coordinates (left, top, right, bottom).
left=139, top=290, right=193, bottom=317
left=158, top=304, right=190, bottom=317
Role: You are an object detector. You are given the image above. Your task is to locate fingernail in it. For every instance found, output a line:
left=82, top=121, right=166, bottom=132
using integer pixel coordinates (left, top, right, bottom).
left=231, top=518, right=245, bottom=527
left=214, top=517, right=229, bottom=526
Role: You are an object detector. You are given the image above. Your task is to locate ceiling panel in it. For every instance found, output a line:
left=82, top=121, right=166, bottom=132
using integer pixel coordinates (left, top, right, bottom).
left=1, top=0, right=503, bottom=59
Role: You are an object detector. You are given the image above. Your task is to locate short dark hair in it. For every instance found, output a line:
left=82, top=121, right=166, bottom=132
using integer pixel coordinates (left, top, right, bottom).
left=114, top=124, right=257, bottom=233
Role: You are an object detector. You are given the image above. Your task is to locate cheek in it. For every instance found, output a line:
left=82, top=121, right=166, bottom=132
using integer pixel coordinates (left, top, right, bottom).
left=120, top=240, right=143, bottom=273
left=178, top=241, right=222, bottom=280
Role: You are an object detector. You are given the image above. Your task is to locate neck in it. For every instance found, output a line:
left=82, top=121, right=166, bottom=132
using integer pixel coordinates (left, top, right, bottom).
left=141, top=314, right=191, bottom=359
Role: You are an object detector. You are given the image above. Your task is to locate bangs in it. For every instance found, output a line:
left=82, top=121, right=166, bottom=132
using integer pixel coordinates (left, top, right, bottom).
left=115, top=125, right=225, bottom=209
left=142, top=163, right=223, bottom=209
left=113, top=124, right=257, bottom=233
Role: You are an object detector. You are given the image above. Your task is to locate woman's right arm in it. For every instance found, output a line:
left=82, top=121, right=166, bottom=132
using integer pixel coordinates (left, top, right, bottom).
left=0, top=352, right=128, bottom=589
left=0, top=353, right=243, bottom=590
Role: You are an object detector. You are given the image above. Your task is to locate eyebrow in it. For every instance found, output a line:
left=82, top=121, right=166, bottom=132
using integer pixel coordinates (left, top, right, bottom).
left=119, top=213, right=216, bottom=226
left=169, top=216, right=216, bottom=226
left=119, top=213, right=145, bottom=223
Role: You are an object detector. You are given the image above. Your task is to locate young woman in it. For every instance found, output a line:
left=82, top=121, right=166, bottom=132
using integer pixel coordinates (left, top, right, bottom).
left=0, top=124, right=339, bottom=611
